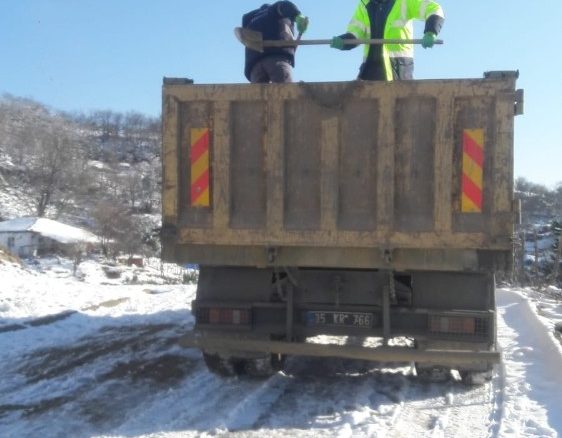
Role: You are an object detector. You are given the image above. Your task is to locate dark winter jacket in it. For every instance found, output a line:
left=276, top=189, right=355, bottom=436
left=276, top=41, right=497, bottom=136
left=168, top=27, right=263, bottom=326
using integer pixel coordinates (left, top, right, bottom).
left=243, top=1, right=301, bottom=81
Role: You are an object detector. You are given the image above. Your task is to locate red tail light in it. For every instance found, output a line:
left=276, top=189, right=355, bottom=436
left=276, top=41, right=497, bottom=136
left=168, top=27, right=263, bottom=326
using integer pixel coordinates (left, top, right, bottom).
left=429, top=315, right=480, bottom=335
left=197, top=307, right=251, bottom=325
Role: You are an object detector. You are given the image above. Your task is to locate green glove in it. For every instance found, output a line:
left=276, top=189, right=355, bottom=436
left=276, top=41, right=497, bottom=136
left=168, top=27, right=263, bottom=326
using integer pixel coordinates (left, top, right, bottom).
left=422, top=32, right=436, bottom=49
left=295, top=15, right=309, bottom=34
left=330, top=36, right=345, bottom=50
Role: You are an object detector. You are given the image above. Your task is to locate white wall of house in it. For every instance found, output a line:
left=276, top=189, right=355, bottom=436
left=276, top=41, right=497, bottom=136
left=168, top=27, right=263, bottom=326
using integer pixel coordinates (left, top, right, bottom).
left=0, top=232, right=38, bottom=257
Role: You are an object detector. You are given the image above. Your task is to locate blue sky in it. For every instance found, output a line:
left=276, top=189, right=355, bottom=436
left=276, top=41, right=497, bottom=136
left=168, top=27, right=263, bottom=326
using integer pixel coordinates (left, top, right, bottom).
left=1, top=1, right=560, bottom=186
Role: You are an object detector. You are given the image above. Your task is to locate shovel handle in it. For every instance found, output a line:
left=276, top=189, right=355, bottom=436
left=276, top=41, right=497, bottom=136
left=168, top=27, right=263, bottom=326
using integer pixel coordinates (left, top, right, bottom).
left=264, top=38, right=443, bottom=47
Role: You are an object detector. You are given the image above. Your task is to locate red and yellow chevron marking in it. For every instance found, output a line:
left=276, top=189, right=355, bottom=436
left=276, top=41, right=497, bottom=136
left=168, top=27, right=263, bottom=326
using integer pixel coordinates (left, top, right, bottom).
left=461, top=129, right=484, bottom=213
left=190, top=128, right=210, bottom=207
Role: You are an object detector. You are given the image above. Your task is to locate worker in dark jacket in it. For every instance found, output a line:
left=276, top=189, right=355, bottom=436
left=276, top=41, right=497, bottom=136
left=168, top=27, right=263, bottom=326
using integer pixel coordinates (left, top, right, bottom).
left=243, top=2, right=309, bottom=83
left=331, top=0, right=444, bottom=81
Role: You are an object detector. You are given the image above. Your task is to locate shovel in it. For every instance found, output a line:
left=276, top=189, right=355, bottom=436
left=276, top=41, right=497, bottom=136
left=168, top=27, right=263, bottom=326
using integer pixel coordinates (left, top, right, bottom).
left=235, top=27, right=443, bottom=53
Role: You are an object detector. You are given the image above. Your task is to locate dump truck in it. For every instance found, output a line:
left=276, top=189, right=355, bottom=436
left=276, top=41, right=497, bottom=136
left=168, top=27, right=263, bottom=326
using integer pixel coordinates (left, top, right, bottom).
left=161, top=72, right=523, bottom=383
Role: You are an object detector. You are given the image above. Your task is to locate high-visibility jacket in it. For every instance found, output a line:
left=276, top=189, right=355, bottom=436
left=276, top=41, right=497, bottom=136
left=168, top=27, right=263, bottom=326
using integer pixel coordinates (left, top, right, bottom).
left=346, top=0, right=444, bottom=81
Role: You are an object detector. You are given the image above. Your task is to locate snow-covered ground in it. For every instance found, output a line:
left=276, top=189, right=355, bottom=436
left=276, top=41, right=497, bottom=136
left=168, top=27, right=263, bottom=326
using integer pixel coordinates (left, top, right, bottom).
left=1, top=255, right=562, bottom=437
left=0, top=183, right=35, bottom=220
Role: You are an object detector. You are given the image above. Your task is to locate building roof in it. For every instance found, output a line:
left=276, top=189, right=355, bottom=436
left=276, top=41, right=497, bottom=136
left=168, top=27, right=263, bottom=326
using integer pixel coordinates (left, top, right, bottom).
left=0, top=217, right=98, bottom=244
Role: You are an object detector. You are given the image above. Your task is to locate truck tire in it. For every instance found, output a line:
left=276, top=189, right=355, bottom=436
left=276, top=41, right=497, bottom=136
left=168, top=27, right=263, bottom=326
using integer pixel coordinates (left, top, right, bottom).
left=459, top=365, right=494, bottom=385
left=414, top=363, right=451, bottom=383
left=413, top=339, right=450, bottom=382
left=203, top=353, right=245, bottom=377
left=244, top=353, right=286, bottom=378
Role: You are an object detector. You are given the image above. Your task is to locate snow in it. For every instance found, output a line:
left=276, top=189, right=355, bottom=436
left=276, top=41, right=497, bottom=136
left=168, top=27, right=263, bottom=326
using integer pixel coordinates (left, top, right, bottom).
left=525, top=235, right=555, bottom=252
left=87, top=160, right=108, bottom=171
left=0, top=217, right=98, bottom=244
left=496, top=289, right=562, bottom=436
left=0, top=186, right=35, bottom=220
left=1, top=256, right=562, bottom=437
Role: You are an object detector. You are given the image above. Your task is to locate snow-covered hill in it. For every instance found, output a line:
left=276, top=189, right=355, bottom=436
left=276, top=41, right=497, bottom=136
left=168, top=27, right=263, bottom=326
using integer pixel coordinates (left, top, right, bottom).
left=0, top=94, right=162, bottom=256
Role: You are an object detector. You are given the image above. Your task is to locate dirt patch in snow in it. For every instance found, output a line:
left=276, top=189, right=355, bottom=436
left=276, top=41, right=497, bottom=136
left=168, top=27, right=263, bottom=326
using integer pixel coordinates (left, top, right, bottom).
left=0, top=310, right=77, bottom=333
left=0, top=322, right=197, bottom=427
left=75, top=352, right=197, bottom=428
left=101, top=353, right=190, bottom=384
left=17, top=323, right=180, bottom=384
left=0, top=352, right=196, bottom=422
left=0, top=396, right=74, bottom=419
left=0, top=247, right=22, bottom=265
left=81, top=297, right=130, bottom=311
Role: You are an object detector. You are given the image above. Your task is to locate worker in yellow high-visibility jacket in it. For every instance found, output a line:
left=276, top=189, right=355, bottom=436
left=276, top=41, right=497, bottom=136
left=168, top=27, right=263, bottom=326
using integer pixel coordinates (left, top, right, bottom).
left=331, top=0, right=444, bottom=81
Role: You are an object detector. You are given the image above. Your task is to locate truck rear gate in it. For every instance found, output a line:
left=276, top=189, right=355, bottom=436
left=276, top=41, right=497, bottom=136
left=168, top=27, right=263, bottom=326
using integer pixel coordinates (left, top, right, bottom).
left=162, top=72, right=521, bottom=271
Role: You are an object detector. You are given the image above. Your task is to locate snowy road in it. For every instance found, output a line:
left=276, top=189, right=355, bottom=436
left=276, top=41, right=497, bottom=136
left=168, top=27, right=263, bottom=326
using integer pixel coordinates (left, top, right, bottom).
left=1, top=259, right=562, bottom=437
left=0, top=322, right=499, bottom=438
left=495, top=289, right=562, bottom=436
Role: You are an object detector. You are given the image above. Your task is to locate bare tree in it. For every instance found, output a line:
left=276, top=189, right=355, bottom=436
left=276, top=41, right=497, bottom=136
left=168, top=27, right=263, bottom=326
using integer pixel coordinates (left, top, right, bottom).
left=91, top=110, right=121, bottom=140
left=515, top=177, right=554, bottom=223
left=118, top=218, right=144, bottom=257
left=123, top=111, right=148, bottom=138
left=92, top=201, right=143, bottom=258
left=140, top=173, right=156, bottom=213
left=120, top=168, right=143, bottom=210
left=30, top=126, right=84, bottom=217
left=92, top=201, right=122, bottom=257
left=0, top=98, right=8, bottom=131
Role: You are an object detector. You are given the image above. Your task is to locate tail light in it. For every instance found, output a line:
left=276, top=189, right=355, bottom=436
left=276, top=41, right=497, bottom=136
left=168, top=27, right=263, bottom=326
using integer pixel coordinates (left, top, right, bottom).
left=197, top=307, right=251, bottom=326
left=429, top=315, right=488, bottom=336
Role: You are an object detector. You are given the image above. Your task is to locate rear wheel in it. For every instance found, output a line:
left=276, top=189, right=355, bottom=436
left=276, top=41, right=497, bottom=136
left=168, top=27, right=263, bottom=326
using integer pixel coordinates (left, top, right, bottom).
left=203, top=352, right=245, bottom=377
left=203, top=352, right=285, bottom=378
left=414, top=363, right=451, bottom=383
left=413, top=339, right=451, bottom=383
left=459, top=364, right=494, bottom=385
left=244, top=353, right=286, bottom=378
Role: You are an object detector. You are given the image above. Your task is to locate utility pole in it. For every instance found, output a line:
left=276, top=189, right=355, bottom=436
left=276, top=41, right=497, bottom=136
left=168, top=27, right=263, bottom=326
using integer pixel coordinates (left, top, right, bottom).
left=519, top=229, right=526, bottom=284
left=552, top=232, right=562, bottom=284
left=534, top=228, right=539, bottom=286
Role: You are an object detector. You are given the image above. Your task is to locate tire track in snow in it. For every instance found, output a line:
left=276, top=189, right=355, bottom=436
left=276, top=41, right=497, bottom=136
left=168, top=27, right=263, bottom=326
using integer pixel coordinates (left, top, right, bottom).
left=224, top=358, right=413, bottom=437
left=436, top=378, right=495, bottom=437
left=218, top=373, right=293, bottom=432
left=487, top=351, right=506, bottom=437
left=121, top=357, right=293, bottom=436
left=387, top=373, right=496, bottom=437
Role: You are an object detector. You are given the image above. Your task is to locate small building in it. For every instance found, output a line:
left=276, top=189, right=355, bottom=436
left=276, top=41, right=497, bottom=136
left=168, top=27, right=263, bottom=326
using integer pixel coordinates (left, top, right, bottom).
left=0, top=217, right=99, bottom=258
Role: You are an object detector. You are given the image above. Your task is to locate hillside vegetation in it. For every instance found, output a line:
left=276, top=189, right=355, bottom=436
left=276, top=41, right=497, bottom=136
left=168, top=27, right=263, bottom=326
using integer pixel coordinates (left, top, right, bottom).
left=0, top=94, right=161, bottom=257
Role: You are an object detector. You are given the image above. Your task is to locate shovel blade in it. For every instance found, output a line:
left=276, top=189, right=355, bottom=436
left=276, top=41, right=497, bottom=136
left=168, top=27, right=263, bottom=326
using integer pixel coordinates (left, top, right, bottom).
left=234, top=27, right=264, bottom=53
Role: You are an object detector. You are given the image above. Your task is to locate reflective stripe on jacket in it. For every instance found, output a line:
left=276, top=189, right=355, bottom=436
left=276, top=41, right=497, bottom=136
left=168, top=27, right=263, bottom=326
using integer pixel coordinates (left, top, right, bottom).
left=347, top=0, right=444, bottom=81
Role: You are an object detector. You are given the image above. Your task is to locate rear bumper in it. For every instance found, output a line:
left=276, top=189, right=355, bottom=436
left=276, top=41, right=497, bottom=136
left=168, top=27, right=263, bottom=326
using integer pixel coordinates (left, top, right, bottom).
left=179, top=333, right=500, bottom=366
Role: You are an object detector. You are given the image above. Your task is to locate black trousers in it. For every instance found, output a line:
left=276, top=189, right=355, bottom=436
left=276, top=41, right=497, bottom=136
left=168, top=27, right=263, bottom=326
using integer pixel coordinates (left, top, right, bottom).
left=358, top=57, right=414, bottom=81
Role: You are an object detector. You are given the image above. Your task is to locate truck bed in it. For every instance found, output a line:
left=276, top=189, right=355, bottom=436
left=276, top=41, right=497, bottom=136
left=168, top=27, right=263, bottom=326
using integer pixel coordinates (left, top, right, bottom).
left=161, top=73, right=522, bottom=272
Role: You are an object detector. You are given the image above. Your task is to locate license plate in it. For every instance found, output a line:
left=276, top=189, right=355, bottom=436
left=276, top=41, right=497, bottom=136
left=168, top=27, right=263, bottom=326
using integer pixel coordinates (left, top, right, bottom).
left=305, top=311, right=374, bottom=328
